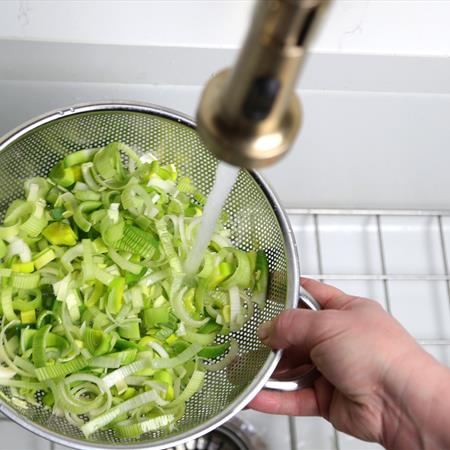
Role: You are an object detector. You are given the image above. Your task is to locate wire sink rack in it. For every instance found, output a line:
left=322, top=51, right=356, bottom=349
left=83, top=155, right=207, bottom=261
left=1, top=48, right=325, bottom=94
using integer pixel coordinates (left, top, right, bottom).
left=287, top=208, right=450, bottom=450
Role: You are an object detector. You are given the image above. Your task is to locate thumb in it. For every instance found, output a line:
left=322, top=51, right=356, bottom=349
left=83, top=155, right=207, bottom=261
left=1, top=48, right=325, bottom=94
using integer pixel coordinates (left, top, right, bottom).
left=258, top=308, right=339, bottom=353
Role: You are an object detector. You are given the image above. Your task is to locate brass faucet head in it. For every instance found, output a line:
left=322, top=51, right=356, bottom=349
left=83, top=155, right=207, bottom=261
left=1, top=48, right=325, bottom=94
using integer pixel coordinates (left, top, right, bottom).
left=197, top=0, right=327, bottom=169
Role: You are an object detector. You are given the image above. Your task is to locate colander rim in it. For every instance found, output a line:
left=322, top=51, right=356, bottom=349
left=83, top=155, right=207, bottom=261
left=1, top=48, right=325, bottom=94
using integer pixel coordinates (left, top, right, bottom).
left=0, top=101, right=300, bottom=450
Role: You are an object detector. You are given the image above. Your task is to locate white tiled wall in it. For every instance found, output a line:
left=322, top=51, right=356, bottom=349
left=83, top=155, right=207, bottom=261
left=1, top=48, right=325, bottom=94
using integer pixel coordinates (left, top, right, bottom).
left=290, top=211, right=450, bottom=450
left=380, top=216, right=445, bottom=275
left=315, top=215, right=382, bottom=276
left=323, top=280, right=387, bottom=310
left=290, top=215, right=320, bottom=276
left=423, top=344, right=450, bottom=366
left=389, top=280, right=450, bottom=340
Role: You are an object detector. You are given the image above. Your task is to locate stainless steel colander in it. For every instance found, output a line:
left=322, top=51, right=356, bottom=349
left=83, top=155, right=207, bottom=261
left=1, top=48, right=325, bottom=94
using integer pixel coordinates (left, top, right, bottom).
left=0, top=102, right=319, bottom=450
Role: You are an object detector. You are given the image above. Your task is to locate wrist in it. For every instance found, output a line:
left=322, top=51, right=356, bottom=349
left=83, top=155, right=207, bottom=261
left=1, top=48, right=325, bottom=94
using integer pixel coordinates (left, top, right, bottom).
left=381, top=349, right=450, bottom=450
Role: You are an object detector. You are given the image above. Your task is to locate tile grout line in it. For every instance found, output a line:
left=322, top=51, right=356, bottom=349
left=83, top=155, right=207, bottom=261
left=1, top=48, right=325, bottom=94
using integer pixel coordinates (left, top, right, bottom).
left=437, top=215, right=450, bottom=316
left=287, top=208, right=450, bottom=217
left=289, top=416, right=298, bottom=450
left=334, top=430, right=341, bottom=450
left=375, top=215, right=392, bottom=314
left=313, top=214, right=324, bottom=276
left=301, top=274, right=450, bottom=280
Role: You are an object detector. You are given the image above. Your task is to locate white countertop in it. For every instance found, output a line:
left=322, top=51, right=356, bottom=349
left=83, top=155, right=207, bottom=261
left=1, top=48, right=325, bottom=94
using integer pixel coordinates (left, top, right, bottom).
left=2, top=0, right=450, bottom=57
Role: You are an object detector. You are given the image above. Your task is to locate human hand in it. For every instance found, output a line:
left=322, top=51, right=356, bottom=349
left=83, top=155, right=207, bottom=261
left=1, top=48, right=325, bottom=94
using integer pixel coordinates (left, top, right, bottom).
left=248, top=278, right=450, bottom=450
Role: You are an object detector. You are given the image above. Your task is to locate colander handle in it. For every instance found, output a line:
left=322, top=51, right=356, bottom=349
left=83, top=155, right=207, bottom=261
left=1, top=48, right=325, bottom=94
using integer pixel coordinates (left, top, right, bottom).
left=263, top=287, right=321, bottom=392
left=298, top=286, right=321, bottom=311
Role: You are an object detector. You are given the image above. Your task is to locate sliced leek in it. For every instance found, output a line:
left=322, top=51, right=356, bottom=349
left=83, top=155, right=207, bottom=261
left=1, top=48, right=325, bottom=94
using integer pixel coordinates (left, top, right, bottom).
left=0, top=142, right=269, bottom=439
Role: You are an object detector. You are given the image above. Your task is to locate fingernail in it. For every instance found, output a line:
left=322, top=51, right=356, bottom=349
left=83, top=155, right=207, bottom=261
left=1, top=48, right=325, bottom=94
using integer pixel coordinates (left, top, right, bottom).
left=258, top=321, right=272, bottom=340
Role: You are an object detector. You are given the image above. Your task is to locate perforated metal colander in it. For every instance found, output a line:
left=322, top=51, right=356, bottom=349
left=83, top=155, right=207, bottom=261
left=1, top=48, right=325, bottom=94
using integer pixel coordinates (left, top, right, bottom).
left=0, top=103, right=318, bottom=450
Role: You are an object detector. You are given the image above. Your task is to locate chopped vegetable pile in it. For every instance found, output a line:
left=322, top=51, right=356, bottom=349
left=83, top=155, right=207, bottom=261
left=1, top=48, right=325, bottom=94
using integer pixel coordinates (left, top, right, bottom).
left=0, top=142, right=269, bottom=438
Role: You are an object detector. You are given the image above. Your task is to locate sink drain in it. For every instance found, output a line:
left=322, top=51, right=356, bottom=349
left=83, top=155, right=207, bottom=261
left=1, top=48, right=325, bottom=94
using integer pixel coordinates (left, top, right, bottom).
left=166, top=417, right=267, bottom=450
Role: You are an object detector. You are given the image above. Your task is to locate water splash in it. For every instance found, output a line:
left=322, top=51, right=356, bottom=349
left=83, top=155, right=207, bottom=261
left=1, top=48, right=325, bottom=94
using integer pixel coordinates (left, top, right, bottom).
left=185, top=162, right=239, bottom=275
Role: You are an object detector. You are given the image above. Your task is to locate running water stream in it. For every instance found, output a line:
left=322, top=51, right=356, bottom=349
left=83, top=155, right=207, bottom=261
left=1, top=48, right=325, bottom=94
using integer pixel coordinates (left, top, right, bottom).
left=185, top=162, right=239, bottom=275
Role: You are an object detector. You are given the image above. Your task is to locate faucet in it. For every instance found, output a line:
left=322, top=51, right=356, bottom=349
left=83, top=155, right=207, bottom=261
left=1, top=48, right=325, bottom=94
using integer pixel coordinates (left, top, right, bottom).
left=196, top=0, right=327, bottom=169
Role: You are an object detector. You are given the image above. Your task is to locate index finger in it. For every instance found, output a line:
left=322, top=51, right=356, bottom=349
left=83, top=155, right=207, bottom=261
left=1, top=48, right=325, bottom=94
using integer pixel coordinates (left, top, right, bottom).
left=300, top=278, right=355, bottom=310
